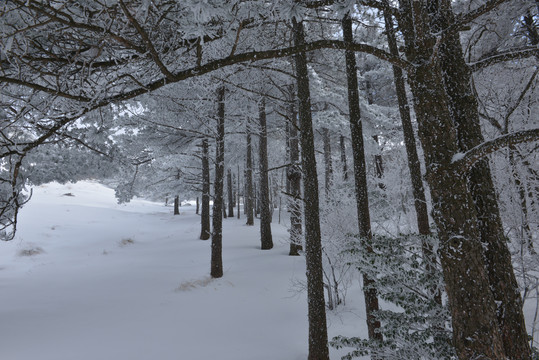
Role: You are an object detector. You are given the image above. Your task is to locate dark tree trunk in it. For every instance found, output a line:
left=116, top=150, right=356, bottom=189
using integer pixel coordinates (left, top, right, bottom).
left=433, top=2, right=531, bottom=357
left=196, top=196, right=199, bottom=215
left=340, top=134, right=349, bottom=181
left=372, top=135, right=385, bottom=191
left=228, top=169, right=234, bottom=217
left=200, top=139, right=211, bottom=240
left=211, top=86, right=226, bottom=279
left=258, top=98, right=273, bottom=250
left=174, top=195, right=180, bottom=215
left=397, top=1, right=506, bottom=357
left=287, top=85, right=303, bottom=256
left=237, top=165, right=241, bottom=219
left=342, top=14, right=383, bottom=346
left=292, top=17, right=329, bottom=360
left=382, top=4, right=439, bottom=305
left=245, top=122, right=255, bottom=226
left=322, top=127, right=333, bottom=196
left=223, top=200, right=227, bottom=219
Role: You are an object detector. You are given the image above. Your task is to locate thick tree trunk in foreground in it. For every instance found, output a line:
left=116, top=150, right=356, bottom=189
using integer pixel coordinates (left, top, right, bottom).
left=287, top=86, right=303, bottom=256
left=227, top=169, right=234, bottom=218
left=437, top=5, right=531, bottom=355
left=382, top=4, right=440, bottom=306
left=200, top=139, right=211, bottom=240
left=211, top=86, right=225, bottom=279
left=258, top=98, right=273, bottom=250
left=293, top=17, right=329, bottom=360
left=245, top=120, right=255, bottom=226
left=397, top=1, right=505, bottom=357
left=342, top=14, right=382, bottom=347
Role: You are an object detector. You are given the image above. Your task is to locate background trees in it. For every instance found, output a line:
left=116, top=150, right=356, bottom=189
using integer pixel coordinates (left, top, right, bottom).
left=1, top=1, right=539, bottom=359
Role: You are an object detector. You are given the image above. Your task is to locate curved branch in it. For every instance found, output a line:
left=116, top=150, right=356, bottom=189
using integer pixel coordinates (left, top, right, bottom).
left=469, top=47, right=539, bottom=71
left=452, top=128, right=539, bottom=173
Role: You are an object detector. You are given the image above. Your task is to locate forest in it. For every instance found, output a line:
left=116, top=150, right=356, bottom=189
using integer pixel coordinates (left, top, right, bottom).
left=1, top=0, right=538, bottom=359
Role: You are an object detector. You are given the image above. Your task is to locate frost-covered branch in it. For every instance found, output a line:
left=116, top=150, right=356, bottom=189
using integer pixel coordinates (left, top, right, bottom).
left=452, top=128, right=539, bottom=172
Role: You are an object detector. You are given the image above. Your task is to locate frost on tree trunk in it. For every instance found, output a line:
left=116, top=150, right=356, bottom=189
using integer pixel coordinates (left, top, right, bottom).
left=436, top=4, right=531, bottom=355
left=397, top=0, right=506, bottom=357
left=245, top=119, right=254, bottom=226
left=286, top=85, right=303, bottom=256
left=258, top=98, right=273, bottom=250
left=200, top=138, right=211, bottom=240
left=342, top=13, right=383, bottom=346
left=211, top=86, right=225, bottom=279
left=292, top=17, right=329, bottom=360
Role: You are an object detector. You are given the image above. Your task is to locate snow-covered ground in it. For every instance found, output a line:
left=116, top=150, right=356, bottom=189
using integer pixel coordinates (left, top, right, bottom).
left=0, top=181, right=367, bottom=360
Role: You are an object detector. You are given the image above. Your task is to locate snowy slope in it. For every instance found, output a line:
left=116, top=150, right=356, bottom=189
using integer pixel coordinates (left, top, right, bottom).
left=0, top=181, right=367, bottom=360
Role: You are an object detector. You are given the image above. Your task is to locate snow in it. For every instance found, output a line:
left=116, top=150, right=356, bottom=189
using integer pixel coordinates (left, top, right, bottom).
left=0, top=181, right=366, bottom=360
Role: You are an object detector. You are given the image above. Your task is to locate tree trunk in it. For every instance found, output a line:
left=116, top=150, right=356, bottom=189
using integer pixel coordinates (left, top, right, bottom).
left=322, top=127, right=333, bottom=197
left=200, top=139, right=211, bottom=240
left=258, top=98, right=273, bottom=250
left=174, top=195, right=180, bottom=215
left=342, top=14, right=383, bottom=346
left=237, top=164, right=241, bottom=219
left=211, top=86, right=225, bottom=279
left=397, top=1, right=506, bottom=357
left=228, top=169, right=234, bottom=217
left=434, top=2, right=531, bottom=357
left=245, top=119, right=255, bottom=226
left=382, top=3, right=439, bottom=305
left=196, top=196, right=199, bottom=215
left=287, top=85, right=303, bottom=256
left=340, top=134, right=349, bottom=181
left=372, top=135, right=385, bottom=191
left=292, top=17, right=329, bottom=360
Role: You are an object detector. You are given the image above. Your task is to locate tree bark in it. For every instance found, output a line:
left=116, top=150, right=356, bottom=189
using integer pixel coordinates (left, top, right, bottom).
left=340, top=134, right=349, bottom=181
left=227, top=168, right=234, bottom=218
left=196, top=196, right=199, bottom=215
left=292, top=17, right=329, bottom=360
left=200, top=138, right=211, bottom=240
left=174, top=195, right=180, bottom=215
left=287, top=85, right=303, bottom=256
left=397, top=1, right=506, bottom=357
left=211, top=86, right=225, bottom=278
left=434, top=1, right=531, bottom=357
left=258, top=98, right=273, bottom=250
left=382, top=3, right=440, bottom=306
left=342, top=14, right=383, bottom=347
left=245, top=119, right=255, bottom=226
left=322, top=127, right=333, bottom=196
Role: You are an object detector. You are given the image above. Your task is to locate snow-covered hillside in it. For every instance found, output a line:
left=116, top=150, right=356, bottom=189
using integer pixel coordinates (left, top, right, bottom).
left=0, top=181, right=366, bottom=360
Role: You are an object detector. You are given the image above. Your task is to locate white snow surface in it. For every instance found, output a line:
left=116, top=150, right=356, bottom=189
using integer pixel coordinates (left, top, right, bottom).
left=0, top=181, right=366, bottom=360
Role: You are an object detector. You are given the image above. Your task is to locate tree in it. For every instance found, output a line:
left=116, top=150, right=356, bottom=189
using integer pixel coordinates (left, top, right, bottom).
left=258, top=98, right=273, bottom=250
left=200, top=138, right=211, bottom=241
left=292, top=16, right=330, bottom=360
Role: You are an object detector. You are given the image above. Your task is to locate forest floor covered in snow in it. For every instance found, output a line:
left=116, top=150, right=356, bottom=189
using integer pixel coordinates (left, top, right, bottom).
left=0, top=181, right=368, bottom=360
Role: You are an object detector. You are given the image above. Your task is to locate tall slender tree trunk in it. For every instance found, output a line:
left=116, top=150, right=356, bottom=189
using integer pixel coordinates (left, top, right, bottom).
left=196, top=196, right=199, bottom=215
left=292, top=17, right=329, bottom=360
left=211, top=86, right=226, bottom=279
left=200, top=139, right=211, bottom=240
left=237, top=165, right=241, bottom=219
left=227, top=169, right=234, bottom=218
left=342, top=14, right=383, bottom=347
left=287, top=85, right=303, bottom=256
left=245, top=121, right=254, bottom=226
left=434, top=1, right=531, bottom=357
left=340, top=135, right=349, bottom=181
left=258, top=98, right=273, bottom=250
left=322, top=127, right=333, bottom=197
left=397, top=1, right=505, bottom=357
